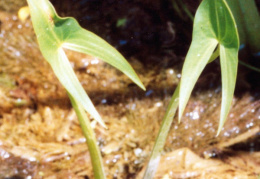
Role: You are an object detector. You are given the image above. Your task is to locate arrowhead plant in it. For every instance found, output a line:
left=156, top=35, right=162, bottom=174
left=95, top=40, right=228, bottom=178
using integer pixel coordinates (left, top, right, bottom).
left=27, top=0, right=145, bottom=128
left=178, top=0, right=239, bottom=135
left=144, top=0, right=239, bottom=178
left=22, top=0, right=259, bottom=178
left=26, top=0, right=145, bottom=178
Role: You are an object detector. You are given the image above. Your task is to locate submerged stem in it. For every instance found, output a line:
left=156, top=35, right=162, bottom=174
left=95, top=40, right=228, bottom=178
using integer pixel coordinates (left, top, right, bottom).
left=69, top=93, right=106, bottom=179
left=143, top=84, right=180, bottom=179
left=239, top=60, right=260, bottom=73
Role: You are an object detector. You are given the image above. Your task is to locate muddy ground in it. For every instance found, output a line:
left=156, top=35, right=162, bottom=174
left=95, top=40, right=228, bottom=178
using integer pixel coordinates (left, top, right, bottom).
left=0, top=1, right=259, bottom=179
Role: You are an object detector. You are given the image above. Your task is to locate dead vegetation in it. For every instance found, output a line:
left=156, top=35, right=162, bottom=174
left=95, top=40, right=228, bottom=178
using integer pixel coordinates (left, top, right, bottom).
left=0, top=9, right=259, bottom=179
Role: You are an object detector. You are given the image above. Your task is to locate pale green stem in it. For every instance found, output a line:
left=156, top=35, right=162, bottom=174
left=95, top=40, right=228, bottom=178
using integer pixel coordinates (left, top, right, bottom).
left=178, top=0, right=194, bottom=22
left=143, top=84, right=179, bottom=179
left=239, top=61, right=260, bottom=73
left=69, top=93, right=106, bottom=179
left=171, top=0, right=194, bottom=22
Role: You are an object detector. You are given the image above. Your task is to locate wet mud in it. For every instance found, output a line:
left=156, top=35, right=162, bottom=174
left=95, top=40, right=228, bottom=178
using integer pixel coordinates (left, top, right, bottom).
left=0, top=1, right=259, bottom=179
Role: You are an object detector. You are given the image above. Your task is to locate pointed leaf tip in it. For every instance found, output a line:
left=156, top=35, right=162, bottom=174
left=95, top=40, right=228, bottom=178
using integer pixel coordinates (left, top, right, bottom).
left=27, top=0, right=145, bottom=126
left=178, top=0, right=239, bottom=134
left=216, top=127, right=221, bottom=136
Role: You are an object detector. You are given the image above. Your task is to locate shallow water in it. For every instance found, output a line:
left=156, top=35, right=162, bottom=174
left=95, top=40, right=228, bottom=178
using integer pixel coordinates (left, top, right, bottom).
left=0, top=3, right=259, bottom=179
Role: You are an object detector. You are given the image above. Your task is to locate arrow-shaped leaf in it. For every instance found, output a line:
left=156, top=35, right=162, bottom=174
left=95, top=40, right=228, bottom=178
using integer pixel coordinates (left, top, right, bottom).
left=27, top=0, right=145, bottom=127
left=179, top=0, right=239, bottom=134
left=144, top=1, right=239, bottom=178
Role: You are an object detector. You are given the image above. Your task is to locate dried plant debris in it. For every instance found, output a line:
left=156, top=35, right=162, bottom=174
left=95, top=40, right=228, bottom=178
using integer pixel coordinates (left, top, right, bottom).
left=0, top=11, right=178, bottom=109
left=138, top=148, right=259, bottom=179
left=0, top=8, right=259, bottom=179
left=0, top=0, right=27, bottom=12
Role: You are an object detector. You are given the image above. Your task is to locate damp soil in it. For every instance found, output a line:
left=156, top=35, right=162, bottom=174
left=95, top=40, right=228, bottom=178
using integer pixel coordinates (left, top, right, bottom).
left=0, top=1, right=260, bottom=179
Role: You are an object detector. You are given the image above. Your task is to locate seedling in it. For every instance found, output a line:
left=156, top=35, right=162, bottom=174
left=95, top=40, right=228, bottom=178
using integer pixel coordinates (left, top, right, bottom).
left=26, top=0, right=145, bottom=178
left=144, top=0, right=239, bottom=178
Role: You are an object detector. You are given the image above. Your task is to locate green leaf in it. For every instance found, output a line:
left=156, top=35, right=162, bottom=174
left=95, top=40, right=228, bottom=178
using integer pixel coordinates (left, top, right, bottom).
left=27, top=0, right=145, bottom=127
left=218, top=44, right=238, bottom=135
left=179, top=0, right=239, bottom=135
left=116, top=18, right=127, bottom=27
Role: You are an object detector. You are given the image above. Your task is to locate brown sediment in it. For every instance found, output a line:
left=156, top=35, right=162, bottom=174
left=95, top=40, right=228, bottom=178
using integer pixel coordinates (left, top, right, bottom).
left=0, top=3, right=259, bottom=179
